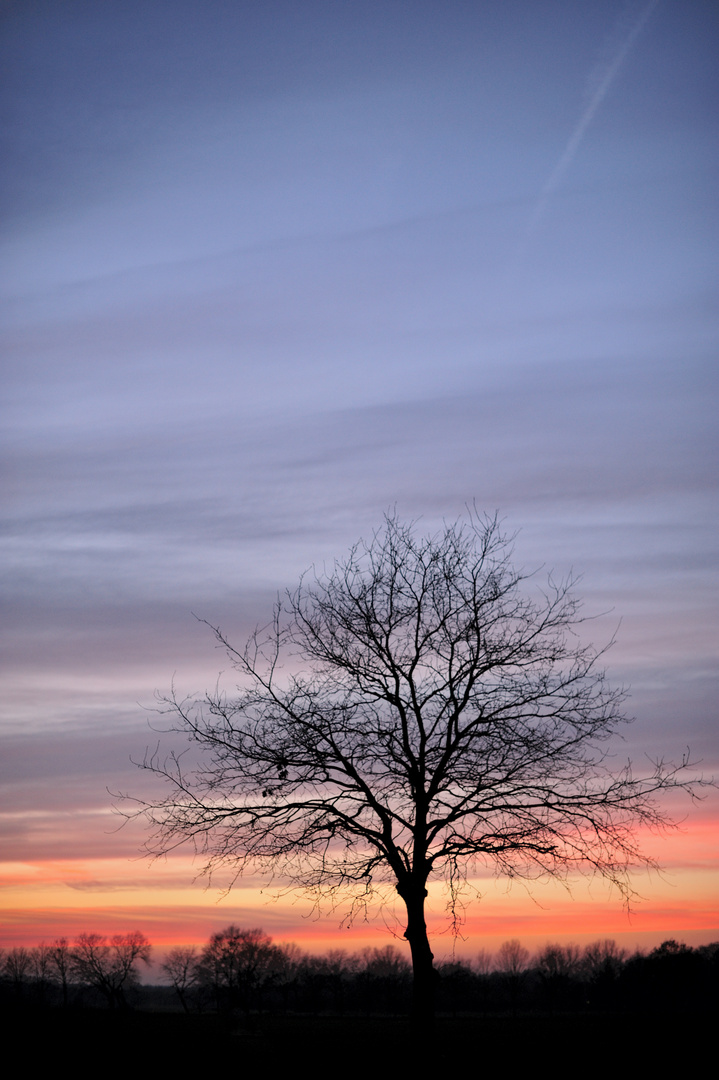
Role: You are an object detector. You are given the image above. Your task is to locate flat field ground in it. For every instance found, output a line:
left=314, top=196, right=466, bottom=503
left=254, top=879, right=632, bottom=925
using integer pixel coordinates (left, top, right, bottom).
left=6, top=1010, right=708, bottom=1070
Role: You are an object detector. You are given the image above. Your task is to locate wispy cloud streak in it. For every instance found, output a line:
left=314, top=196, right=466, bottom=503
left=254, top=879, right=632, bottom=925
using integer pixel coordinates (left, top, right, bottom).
left=530, top=0, right=660, bottom=230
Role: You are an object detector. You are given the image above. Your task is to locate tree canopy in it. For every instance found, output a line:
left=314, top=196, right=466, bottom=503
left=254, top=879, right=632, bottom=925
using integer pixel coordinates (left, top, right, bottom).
left=132, top=511, right=701, bottom=1022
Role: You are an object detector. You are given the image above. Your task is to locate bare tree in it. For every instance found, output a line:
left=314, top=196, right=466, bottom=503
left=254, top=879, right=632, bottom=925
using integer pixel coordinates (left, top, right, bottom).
left=536, top=942, right=582, bottom=980
left=535, top=941, right=583, bottom=1012
left=4, top=947, right=32, bottom=997
left=161, top=946, right=200, bottom=1013
left=299, top=947, right=357, bottom=1014
left=582, top=938, right=626, bottom=982
left=357, top=944, right=411, bottom=1014
left=496, top=939, right=531, bottom=978
left=28, top=943, right=54, bottom=1003
left=197, top=925, right=279, bottom=1014
left=474, top=949, right=493, bottom=976
left=496, top=938, right=531, bottom=1012
left=131, top=511, right=704, bottom=1025
left=48, top=937, right=73, bottom=1007
left=71, top=932, right=151, bottom=1008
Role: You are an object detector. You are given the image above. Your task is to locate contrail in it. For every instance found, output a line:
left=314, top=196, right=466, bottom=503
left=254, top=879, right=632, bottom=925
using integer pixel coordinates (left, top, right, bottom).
left=529, top=0, right=660, bottom=231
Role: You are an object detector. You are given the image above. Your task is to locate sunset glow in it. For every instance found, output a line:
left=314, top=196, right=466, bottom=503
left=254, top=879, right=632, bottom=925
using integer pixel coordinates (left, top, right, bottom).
left=2, top=1, right=717, bottom=965
left=3, top=808, right=717, bottom=955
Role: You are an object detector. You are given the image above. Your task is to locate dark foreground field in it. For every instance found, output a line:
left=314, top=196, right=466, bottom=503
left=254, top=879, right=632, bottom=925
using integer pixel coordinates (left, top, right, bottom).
left=7, top=1008, right=709, bottom=1070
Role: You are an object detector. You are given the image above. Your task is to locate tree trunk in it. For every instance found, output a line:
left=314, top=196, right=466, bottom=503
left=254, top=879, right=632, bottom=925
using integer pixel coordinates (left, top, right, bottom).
left=398, top=878, right=437, bottom=1028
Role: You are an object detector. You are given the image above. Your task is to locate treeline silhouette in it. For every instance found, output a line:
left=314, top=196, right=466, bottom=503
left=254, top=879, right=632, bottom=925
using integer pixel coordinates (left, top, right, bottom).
left=2, top=928, right=717, bottom=1017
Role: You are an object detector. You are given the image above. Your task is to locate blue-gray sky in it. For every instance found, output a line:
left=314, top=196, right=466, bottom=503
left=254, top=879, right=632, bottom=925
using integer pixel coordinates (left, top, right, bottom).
left=1, top=0, right=717, bottom=946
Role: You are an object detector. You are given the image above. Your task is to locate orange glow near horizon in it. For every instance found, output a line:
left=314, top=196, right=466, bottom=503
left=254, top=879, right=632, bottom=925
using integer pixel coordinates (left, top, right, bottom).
left=3, top=794, right=717, bottom=955
left=3, top=834, right=717, bottom=958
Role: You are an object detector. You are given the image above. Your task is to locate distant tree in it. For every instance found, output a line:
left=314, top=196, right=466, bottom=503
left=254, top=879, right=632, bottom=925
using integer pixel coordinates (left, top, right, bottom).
left=131, top=511, right=705, bottom=1026
left=273, top=941, right=304, bottom=1011
left=536, top=942, right=583, bottom=1012
left=581, top=938, right=626, bottom=1010
left=47, top=938, right=73, bottom=1006
left=361, top=943, right=412, bottom=981
left=536, top=942, right=582, bottom=980
left=71, top=932, right=151, bottom=1008
left=435, top=957, right=475, bottom=1016
left=496, top=939, right=530, bottom=977
left=28, top=943, right=54, bottom=1004
left=650, top=938, right=692, bottom=958
left=161, top=946, right=201, bottom=1013
left=622, top=939, right=707, bottom=1012
left=299, top=948, right=357, bottom=1014
left=4, top=947, right=32, bottom=997
left=696, top=942, right=719, bottom=963
left=496, top=938, right=531, bottom=1012
left=582, top=938, right=626, bottom=981
left=474, top=949, right=493, bottom=976
left=356, top=944, right=411, bottom=1015
left=198, top=926, right=280, bottom=1014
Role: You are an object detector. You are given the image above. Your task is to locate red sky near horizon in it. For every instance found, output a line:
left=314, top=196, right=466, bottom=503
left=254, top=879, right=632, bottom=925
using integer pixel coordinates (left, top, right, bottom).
left=3, top=807, right=717, bottom=956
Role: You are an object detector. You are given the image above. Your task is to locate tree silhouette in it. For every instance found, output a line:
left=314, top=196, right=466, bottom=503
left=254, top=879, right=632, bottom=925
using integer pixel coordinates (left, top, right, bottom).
left=161, top=946, right=200, bottom=1013
left=71, top=932, right=151, bottom=1008
left=48, top=938, right=73, bottom=1007
left=197, top=926, right=280, bottom=1014
left=496, top=938, right=531, bottom=1012
left=132, top=511, right=702, bottom=1025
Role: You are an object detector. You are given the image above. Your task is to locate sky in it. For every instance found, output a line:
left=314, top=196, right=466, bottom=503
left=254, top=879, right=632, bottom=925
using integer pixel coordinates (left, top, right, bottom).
left=1, top=0, right=718, bottom=960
